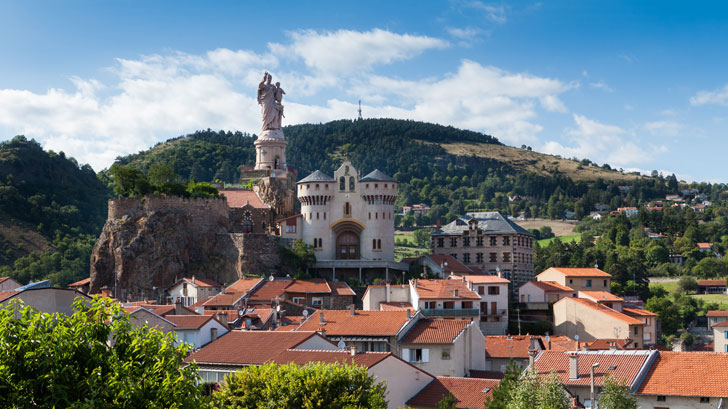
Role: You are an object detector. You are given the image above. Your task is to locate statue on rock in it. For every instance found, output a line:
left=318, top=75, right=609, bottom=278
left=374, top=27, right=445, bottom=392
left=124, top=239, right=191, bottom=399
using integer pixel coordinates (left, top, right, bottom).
left=257, top=72, right=285, bottom=132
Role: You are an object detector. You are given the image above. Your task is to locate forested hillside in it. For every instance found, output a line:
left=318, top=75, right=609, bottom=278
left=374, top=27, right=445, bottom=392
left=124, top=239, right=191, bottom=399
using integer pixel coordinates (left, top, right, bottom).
left=0, top=136, right=110, bottom=285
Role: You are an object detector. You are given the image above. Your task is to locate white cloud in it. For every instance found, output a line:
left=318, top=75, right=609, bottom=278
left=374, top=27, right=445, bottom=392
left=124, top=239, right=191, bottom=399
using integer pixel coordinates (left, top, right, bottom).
left=589, top=80, right=613, bottom=93
left=461, top=1, right=508, bottom=23
left=269, top=29, right=448, bottom=75
left=690, top=84, right=728, bottom=106
left=446, top=27, right=487, bottom=45
left=541, top=114, right=667, bottom=168
left=644, top=120, right=681, bottom=137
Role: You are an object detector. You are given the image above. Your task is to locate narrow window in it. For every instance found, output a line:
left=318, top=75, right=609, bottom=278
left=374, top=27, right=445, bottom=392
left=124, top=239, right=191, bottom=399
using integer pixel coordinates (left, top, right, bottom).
left=377, top=239, right=381, bottom=249
left=344, top=202, right=351, bottom=216
left=349, top=176, right=355, bottom=191
left=373, top=239, right=377, bottom=250
left=339, top=176, right=345, bottom=190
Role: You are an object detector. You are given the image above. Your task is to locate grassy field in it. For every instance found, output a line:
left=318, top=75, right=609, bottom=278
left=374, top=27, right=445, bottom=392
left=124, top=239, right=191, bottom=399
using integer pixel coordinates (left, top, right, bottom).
left=537, top=234, right=582, bottom=247
left=394, top=230, right=418, bottom=246
left=394, top=229, right=428, bottom=261
left=515, top=218, right=579, bottom=237
left=649, top=278, right=728, bottom=308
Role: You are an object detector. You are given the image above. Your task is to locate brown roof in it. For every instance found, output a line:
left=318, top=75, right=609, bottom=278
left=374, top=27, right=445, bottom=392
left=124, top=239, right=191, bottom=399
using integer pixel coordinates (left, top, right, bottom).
left=165, top=314, right=215, bottom=330
left=587, top=339, right=634, bottom=350
left=539, top=335, right=577, bottom=352
left=186, top=331, right=325, bottom=365
left=541, top=267, right=612, bottom=278
left=329, top=281, right=356, bottom=296
left=579, top=291, right=623, bottom=302
left=425, top=254, right=473, bottom=274
left=219, top=189, right=268, bottom=209
left=380, top=302, right=414, bottom=311
left=456, top=274, right=510, bottom=285
left=557, top=297, right=645, bottom=326
left=534, top=350, right=655, bottom=387
left=68, top=277, right=90, bottom=287
left=622, top=307, right=657, bottom=317
left=247, top=280, right=290, bottom=302
left=407, top=377, right=499, bottom=409
left=285, top=278, right=331, bottom=293
left=527, top=280, right=574, bottom=292
left=707, top=310, right=728, bottom=317
left=203, top=291, right=246, bottom=307
left=296, top=310, right=411, bottom=336
left=271, top=349, right=391, bottom=369
left=711, top=320, right=728, bottom=328
left=637, top=352, right=728, bottom=397
left=226, top=278, right=264, bottom=293
left=485, top=335, right=540, bottom=359
left=182, top=277, right=221, bottom=288
left=401, top=319, right=470, bottom=344
left=414, top=279, right=480, bottom=300
left=0, top=290, right=17, bottom=302
left=698, top=279, right=726, bottom=286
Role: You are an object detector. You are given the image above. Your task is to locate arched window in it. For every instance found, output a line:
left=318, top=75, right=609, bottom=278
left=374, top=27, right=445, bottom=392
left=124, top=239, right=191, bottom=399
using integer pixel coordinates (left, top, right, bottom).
left=349, top=176, right=355, bottom=191
left=241, top=220, right=253, bottom=233
left=339, top=176, right=345, bottom=190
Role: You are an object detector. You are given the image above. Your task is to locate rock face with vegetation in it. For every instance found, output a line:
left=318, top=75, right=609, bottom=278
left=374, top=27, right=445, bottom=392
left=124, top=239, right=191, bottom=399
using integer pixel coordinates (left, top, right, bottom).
left=90, top=196, right=281, bottom=301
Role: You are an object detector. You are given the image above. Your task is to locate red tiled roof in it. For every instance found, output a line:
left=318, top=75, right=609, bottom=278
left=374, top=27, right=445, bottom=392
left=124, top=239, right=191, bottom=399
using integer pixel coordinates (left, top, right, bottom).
left=557, top=297, right=645, bottom=326
left=296, top=310, right=411, bottom=336
left=203, top=292, right=246, bottom=307
left=425, top=254, right=473, bottom=274
left=414, top=279, right=480, bottom=300
left=527, top=280, right=574, bottom=292
left=186, top=331, right=324, bottom=365
left=272, top=349, right=390, bottom=369
left=456, top=274, right=510, bottom=285
left=579, top=291, right=624, bottom=302
left=534, top=350, right=655, bottom=387
left=247, top=280, right=291, bottom=302
left=401, top=319, right=470, bottom=344
left=587, top=339, right=634, bottom=350
left=166, top=314, right=214, bottom=330
left=68, top=277, right=90, bottom=287
left=225, top=278, right=264, bottom=293
left=0, top=277, right=9, bottom=285
left=622, top=307, right=657, bottom=317
left=219, top=189, right=268, bottom=209
left=285, top=278, right=331, bottom=293
left=698, top=279, right=726, bottom=286
left=189, top=296, right=213, bottom=309
left=540, top=267, right=612, bottom=278
left=637, top=352, right=728, bottom=397
left=711, top=320, right=728, bottom=328
left=380, top=302, right=413, bottom=311
left=407, top=377, right=499, bottom=409
left=0, top=290, right=17, bottom=302
left=539, top=335, right=577, bottom=352
left=182, top=277, right=221, bottom=288
left=329, top=281, right=356, bottom=296
left=707, top=310, right=728, bottom=317
left=697, top=242, right=712, bottom=249
left=485, top=335, right=539, bottom=359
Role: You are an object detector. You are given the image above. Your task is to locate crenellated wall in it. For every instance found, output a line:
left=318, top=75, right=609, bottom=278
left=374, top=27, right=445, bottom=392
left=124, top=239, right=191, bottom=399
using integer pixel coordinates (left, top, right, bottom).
left=107, top=195, right=229, bottom=222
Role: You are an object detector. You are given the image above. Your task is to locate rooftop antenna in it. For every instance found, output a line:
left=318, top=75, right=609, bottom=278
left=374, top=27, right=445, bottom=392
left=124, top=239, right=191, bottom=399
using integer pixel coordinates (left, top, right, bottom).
left=357, top=100, right=362, bottom=120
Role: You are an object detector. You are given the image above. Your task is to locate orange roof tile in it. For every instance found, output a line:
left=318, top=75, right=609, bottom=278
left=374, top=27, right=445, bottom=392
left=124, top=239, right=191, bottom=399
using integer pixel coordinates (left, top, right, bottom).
left=579, top=291, right=624, bottom=302
left=539, top=335, right=577, bottom=352
left=247, top=280, right=291, bottom=302
left=527, top=280, right=574, bottom=292
left=407, top=377, right=499, bottom=409
left=698, top=279, right=726, bottom=286
left=225, top=278, right=264, bottom=293
left=456, top=274, right=510, bottom=284
left=697, top=242, right=712, bottom=249
left=401, top=319, right=470, bottom=344
left=706, top=310, right=728, bottom=317
left=622, top=307, right=657, bottom=317
left=142, top=304, right=176, bottom=317
left=534, top=350, right=655, bottom=388
left=637, top=352, right=728, bottom=397
left=485, top=335, right=540, bottom=359
left=285, top=278, right=331, bottom=293
left=186, top=331, right=325, bottom=365
left=380, top=302, right=413, bottom=311
left=68, top=277, right=90, bottom=287
left=329, top=281, right=356, bottom=296
left=558, top=297, right=645, bottom=326
left=219, top=189, right=268, bottom=209
left=166, top=314, right=215, bottom=330
left=712, top=320, right=728, bottom=328
left=541, top=267, right=612, bottom=278
left=425, top=254, right=473, bottom=274
left=296, top=310, right=411, bottom=336
left=203, top=291, right=246, bottom=307
left=587, top=339, right=634, bottom=350
left=414, top=279, right=480, bottom=300
left=0, top=290, right=17, bottom=302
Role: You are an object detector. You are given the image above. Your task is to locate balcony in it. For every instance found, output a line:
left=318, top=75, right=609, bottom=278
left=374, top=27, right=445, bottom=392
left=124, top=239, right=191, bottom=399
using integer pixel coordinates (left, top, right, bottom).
left=482, top=309, right=508, bottom=317
left=421, top=308, right=480, bottom=317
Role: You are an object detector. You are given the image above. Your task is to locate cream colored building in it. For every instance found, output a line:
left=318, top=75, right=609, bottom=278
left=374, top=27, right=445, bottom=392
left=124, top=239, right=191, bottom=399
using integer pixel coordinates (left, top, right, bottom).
left=518, top=280, right=574, bottom=303
left=279, top=161, right=408, bottom=282
left=165, top=277, right=223, bottom=307
left=0, top=277, right=21, bottom=291
left=452, top=274, right=510, bottom=335
left=713, top=321, right=728, bottom=353
left=553, top=297, right=646, bottom=348
left=537, top=267, right=611, bottom=293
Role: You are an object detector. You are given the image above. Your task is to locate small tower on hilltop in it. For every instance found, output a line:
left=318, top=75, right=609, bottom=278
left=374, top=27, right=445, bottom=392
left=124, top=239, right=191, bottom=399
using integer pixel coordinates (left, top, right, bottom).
left=357, top=100, right=362, bottom=120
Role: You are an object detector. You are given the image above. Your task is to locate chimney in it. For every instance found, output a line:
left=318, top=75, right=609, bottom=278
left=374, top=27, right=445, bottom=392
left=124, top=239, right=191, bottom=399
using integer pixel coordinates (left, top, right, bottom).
left=192, top=275, right=195, bottom=285
left=175, top=299, right=185, bottom=315
left=349, top=304, right=355, bottom=317
left=386, top=283, right=391, bottom=302
left=609, top=341, right=618, bottom=351
left=319, top=311, right=326, bottom=326
left=100, top=287, right=112, bottom=298
left=195, top=306, right=204, bottom=315
left=245, top=317, right=252, bottom=330
left=528, top=337, right=537, bottom=369
left=350, top=346, right=356, bottom=357
left=436, top=218, right=441, bottom=229
left=497, top=270, right=503, bottom=278
left=569, top=353, right=579, bottom=380
left=211, top=327, right=218, bottom=341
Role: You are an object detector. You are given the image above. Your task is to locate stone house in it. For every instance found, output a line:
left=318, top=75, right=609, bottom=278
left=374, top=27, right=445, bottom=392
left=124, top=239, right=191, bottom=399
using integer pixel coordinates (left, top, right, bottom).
left=398, top=318, right=486, bottom=377
left=430, top=212, right=535, bottom=287
left=537, top=267, right=612, bottom=294
left=220, top=189, right=275, bottom=234
left=553, top=297, right=646, bottom=348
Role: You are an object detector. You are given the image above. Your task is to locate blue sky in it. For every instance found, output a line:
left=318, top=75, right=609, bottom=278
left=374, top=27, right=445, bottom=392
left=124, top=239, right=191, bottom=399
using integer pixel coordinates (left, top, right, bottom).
left=0, top=1, right=726, bottom=182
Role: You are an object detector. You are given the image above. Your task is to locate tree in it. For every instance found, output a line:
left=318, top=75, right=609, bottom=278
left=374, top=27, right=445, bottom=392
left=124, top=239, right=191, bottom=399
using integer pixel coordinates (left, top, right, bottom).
left=109, top=163, right=152, bottom=197
left=677, top=275, right=698, bottom=294
left=413, top=228, right=432, bottom=249
left=148, top=162, right=179, bottom=185
left=598, top=374, right=637, bottom=409
left=213, top=362, right=387, bottom=409
left=506, top=370, right=569, bottom=409
left=436, top=392, right=457, bottom=409
left=280, top=239, right=317, bottom=274
left=0, top=297, right=206, bottom=408
left=484, top=361, right=521, bottom=409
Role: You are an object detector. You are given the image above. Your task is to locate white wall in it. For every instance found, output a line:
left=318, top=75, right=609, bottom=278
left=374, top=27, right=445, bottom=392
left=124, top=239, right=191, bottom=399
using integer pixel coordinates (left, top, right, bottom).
left=369, top=356, right=433, bottom=409
left=636, top=395, right=717, bottom=409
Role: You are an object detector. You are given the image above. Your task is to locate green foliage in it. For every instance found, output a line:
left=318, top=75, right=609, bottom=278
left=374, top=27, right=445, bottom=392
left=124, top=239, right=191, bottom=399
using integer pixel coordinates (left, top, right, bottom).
left=0, top=297, right=207, bottom=408
left=677, top=275, right=698, bottom=294
left=484, top=362, right=525, bottom=409
left=436, top=392, right=457, bottom=409
left=597, top=374, right=637, bottom=409
left=504, top=370, right=569, bottom=409
left=280, top=239, right=317, bottom=275
left=413, top=228, right=432, bottom=249
left=213, top=361, right=387, bottom=409
left=108, top=164, right=219, bottom=199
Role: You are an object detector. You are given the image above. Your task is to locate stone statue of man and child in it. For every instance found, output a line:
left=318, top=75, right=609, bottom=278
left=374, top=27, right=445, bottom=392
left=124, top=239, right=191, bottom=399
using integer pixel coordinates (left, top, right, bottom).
left=257, top=71, right=285, bottom=132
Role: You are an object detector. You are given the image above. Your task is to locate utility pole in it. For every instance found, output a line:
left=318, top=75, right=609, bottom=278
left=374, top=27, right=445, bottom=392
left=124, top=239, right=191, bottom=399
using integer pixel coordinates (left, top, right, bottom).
left=358, top=100, right=362, bottom=120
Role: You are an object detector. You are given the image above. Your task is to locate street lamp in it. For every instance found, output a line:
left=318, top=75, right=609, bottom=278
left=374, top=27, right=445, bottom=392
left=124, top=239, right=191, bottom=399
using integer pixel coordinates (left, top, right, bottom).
left=440, top=261, right=448, bottom=279
left=590, top=362, right=600, bottom=408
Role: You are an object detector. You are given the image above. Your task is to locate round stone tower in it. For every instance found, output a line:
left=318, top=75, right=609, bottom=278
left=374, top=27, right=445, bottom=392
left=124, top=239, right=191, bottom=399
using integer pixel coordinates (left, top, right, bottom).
left=254, top=129, right=287, bottom=173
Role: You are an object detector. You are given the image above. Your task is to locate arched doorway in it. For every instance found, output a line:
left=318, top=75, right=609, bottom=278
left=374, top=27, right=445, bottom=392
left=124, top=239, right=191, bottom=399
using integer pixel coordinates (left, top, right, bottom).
left=241, top=220, right=253, bottom=233
left=337, top=231, right=360, bottom=259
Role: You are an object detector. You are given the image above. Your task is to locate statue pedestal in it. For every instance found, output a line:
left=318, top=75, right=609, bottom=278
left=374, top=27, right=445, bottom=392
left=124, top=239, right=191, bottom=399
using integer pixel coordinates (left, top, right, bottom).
left=254, top=128, right=287, bottom=173
left=257, top=129, right=285, bottom=141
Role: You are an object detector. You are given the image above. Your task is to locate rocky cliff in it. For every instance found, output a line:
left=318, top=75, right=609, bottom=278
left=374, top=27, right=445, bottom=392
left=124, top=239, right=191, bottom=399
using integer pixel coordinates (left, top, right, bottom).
left=90, top=196, right=281, bottom=301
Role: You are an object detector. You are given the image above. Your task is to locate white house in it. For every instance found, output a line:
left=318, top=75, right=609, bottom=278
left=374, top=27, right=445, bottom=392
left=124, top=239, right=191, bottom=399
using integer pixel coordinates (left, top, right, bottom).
left=450, top=274, right=509, bottom=335
left=165, top=314, right=228, bottom=349
left=166, top=277, right=223, bottom=306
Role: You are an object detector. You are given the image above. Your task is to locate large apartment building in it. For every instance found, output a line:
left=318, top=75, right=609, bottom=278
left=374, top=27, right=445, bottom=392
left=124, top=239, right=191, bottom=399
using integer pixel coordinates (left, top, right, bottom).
left=430, top=212, right=535, bottom=287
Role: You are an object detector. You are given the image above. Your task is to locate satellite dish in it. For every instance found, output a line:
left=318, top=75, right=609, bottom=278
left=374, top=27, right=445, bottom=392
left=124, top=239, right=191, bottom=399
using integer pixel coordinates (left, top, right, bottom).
left=545, top=335, right=550, bottom=341
left=276, top=305, right=281, bottom=312
left=574, top=335, right=580, bottom=341
left=237, top=309, right=244, bottom=317
left=594, top=263, right=599, bottom=269
left=302, top=310, right=309, bottom=317
left=269, top=275, right=274, bottom=281
left=337, top=341, right=346, bottom=349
